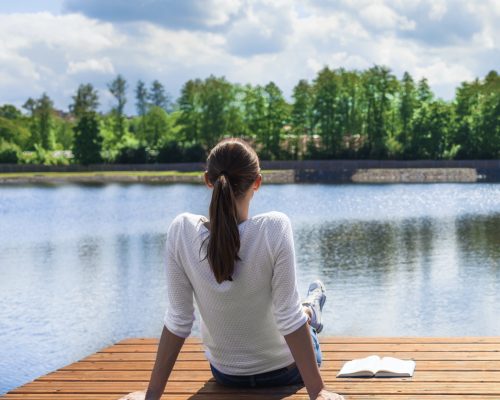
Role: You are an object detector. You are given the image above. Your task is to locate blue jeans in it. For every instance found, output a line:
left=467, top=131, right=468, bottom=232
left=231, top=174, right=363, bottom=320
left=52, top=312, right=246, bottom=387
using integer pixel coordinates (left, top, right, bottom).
left=210, top=326, right=322, bottom=387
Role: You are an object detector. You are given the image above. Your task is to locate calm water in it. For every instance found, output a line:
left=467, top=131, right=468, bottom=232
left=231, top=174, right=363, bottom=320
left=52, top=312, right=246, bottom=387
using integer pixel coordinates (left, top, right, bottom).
left=1, top=183, right=500, bottom=393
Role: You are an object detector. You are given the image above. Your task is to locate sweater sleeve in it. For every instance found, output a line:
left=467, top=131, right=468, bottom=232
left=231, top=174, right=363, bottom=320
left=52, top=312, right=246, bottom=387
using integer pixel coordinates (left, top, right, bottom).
left=270, top=213, right=308, bottom=336
left=163, top=215, right=195, bottom=338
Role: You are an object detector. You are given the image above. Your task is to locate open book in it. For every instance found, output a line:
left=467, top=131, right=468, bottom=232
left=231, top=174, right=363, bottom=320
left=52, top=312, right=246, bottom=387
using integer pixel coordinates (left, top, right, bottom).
left=337, top=355, right=416, bottom=378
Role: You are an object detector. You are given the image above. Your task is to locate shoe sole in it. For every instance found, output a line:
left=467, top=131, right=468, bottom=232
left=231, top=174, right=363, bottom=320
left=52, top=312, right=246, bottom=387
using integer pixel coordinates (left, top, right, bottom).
left=316, top=293, right=326, bottom=333
left=310, top=281, right=326, bottom=334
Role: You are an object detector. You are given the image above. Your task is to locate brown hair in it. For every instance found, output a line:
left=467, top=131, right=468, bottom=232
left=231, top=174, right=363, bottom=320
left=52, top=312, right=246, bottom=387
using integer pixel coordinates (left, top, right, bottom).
left=200, top=138, right=260, bottom=284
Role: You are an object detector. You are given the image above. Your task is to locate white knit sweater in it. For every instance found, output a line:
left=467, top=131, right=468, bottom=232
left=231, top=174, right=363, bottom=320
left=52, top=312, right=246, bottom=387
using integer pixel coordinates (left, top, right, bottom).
left=163, top=210, right=308, bottom=375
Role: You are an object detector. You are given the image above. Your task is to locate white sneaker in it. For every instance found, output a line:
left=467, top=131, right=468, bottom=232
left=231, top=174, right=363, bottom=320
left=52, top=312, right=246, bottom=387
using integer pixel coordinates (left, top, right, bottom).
left=302, top=280, right=326, bottom=333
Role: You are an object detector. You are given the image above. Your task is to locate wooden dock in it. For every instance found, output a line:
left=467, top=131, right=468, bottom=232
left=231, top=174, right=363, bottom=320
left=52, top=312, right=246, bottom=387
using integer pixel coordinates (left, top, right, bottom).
left=3, top=337, right=500, bottom=399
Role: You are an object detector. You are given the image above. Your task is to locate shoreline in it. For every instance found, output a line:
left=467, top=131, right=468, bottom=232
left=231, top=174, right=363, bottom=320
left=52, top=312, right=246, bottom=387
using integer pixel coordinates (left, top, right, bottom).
left=0, top=170, right=295, bottom=185
left=1, top=159, right=499, bottom=184
left=0, top=167, right=490, bottom=184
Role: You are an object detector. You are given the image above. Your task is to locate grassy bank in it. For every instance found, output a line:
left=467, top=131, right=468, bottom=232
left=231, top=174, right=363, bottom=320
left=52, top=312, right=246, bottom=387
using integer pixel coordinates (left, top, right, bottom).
left=0, top=170, right=204, bottom=178
left=0, top=169, right=294, bottom=184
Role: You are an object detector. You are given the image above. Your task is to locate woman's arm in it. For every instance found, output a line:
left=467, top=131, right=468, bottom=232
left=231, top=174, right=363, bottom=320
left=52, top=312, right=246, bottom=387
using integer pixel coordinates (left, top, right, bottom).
left=271, top=215, right=344, bottom=399
left=284, top=322, right=344, bottom=400
left=145, top=325, right=185, bottom=400
left=284, top=322, right=324, bottom=398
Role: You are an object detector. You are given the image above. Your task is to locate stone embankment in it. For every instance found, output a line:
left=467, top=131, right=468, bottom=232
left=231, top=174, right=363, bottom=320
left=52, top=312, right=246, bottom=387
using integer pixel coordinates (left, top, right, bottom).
left=351, top=168, right=478, bottom=183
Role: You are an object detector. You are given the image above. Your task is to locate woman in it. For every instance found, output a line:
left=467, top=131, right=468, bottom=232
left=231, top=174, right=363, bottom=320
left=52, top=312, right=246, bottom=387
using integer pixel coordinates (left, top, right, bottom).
left=123, top=138, right=344, bottom=400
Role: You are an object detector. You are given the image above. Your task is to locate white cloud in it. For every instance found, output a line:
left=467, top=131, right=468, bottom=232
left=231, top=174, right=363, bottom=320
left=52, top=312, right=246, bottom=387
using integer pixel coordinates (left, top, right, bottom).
left=359, top=3, right=415, bottom=31
left=67, top=58, right=115, bottom=75
left=204, top=0, right=244, bottom=27
left=415, top=61, right=474, bottom=86
left=428, top=1, right=447, bottom=21
left=0, top=12, right=120, bottom=53
left=225, top=2, right=294, bottom=56
left=134, top=23, right=226, bottom=68
left=0, top=1, right=498, bottom=110
left=0, top=51, right=40, bottom=86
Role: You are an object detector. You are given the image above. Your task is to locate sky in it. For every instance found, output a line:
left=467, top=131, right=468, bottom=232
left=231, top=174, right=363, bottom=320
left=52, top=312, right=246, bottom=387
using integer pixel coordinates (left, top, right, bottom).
left=0, top=0, right=498, bottom=114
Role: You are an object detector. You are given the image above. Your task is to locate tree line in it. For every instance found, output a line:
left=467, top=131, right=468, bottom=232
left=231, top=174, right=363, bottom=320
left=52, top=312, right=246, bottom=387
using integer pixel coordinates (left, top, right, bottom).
left=0, top=66, right=498, bottom=165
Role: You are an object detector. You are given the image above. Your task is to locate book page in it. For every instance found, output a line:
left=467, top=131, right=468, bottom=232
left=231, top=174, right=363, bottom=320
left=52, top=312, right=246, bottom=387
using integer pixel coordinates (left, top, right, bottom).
left=375, top=357, right=416, bottom=377
left=337, top=355, right=380, bottom=377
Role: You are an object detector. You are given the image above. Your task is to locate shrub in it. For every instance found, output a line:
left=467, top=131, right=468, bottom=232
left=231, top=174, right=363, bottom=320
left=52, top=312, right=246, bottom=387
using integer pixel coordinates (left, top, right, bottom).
left=0, top=142, right=20, bottom=163
left=114, top=145, right=151, bottom=164
left=183, top=143, right=206, bottom=162
left=156, top=141, right=184, bottom=163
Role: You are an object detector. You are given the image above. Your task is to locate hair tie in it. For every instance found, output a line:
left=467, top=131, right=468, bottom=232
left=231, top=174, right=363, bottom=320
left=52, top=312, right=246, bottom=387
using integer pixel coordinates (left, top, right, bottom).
left=219, top=170, right=228, bottom=178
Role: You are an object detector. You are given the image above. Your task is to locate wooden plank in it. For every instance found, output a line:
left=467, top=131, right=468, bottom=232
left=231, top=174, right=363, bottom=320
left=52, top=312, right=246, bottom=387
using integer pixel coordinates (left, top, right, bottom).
left=7, top=380, right=500, bottom=395
left=116, top=337, right=500, bottom=345
left=60, top=359, right=500, bottom=371
left=83, top=351, right=500, bottom=362
left=103, top=343, right=500, bottom=352
left=5, top=395, right=500, bottom=400
left=37, top=369, right=500, bottom=382
left=4, top=337, right=500, bottom=399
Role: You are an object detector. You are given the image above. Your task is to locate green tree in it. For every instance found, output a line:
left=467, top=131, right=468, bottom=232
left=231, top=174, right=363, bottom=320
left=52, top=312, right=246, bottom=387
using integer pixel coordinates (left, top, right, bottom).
left=452, top=71, right=500, bottom=158
left=243, top=84, right=267, bottom=140
left=399, top=72, right=417, bottom=152
left=263, top=81, right=289, bottom=159
left=73, top=112, right=102, bottom=165
left=199, top=76, right=235, bottom=149
left=108, top=74, right=128, bottom=140
left=22, top=98, right=36, bottom=116
left=4, top=66, right=498, bottom=162
left=404, top=77, right=436, bottom=158
left=36, top=93, right=54, bottom=150
left=313, top=67, right=339, bottom=157
left=55, top=120, right=74, bottom=150
left=226, top=84, right=246, bottom=139
left=0, top=104, right=23, bottom=120
left=176, top=79, right=202, bottom=144
left=362, top=66, right=399, bottom=158
left=417, top=78, right=433, bottom=103
left=144, top=106, right=170, bottom=148
left=410, top=100, right=451, bottom=159
left=292, top=79, right=313, bottom=134
left=22, top=98, right=39, bottom=150
left=453, top=80, right=480, bottom=158
left=337, top=69, right=364, bottom=157
left=0, top=105, right=30, bottom=149
left=97, top=114, right=119, bottom=162
left=479, top=71, right=500, bottom=157
left=135, top=80, right=148, bottom=140
left=70, top=83, right=99, bottom=118
left=136, top=80, right=149, bottom=116
left=0, top=117, right=31, bottom=148
left=149, top=80, right=170, bottom=111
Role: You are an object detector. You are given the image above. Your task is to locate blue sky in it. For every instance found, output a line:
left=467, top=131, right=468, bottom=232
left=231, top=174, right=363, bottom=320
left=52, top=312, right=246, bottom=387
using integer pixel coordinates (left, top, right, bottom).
left=0, top=0, right=498, bottom=114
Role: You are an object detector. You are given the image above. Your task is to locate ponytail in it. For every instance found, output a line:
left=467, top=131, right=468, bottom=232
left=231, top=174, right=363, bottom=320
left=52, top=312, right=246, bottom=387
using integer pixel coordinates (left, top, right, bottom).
left=204, top=173, right=241, bottom=283
left=200, top=138, right=260, bottom=284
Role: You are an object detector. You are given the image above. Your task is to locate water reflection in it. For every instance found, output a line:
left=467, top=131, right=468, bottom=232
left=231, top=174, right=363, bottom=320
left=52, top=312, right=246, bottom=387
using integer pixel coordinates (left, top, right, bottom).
left=456, top=214, right=500, bottom=264
left=293, top=215, right=500, bottom=337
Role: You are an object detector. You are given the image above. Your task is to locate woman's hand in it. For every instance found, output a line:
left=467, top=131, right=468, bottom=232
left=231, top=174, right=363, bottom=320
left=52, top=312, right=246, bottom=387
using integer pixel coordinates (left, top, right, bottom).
left=315, top=389, right=345, bottom=400
left=118, top=390, right=146, bottom=400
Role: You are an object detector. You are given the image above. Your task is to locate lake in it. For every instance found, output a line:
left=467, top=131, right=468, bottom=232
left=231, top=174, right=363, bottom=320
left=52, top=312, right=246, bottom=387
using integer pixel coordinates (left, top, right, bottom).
left=1, top=182, right=500, bottom=394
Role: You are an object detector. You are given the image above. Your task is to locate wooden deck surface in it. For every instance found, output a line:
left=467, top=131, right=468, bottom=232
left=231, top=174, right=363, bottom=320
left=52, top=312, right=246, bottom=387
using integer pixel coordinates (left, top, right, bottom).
left=3, top=337, right=500, bottom=399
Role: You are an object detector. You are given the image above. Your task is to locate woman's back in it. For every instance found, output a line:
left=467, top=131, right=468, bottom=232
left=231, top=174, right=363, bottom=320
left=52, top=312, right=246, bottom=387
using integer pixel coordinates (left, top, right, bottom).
left=124, top=138, right=344, bottom=400
left=163, top=210, right=307, bottom=375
